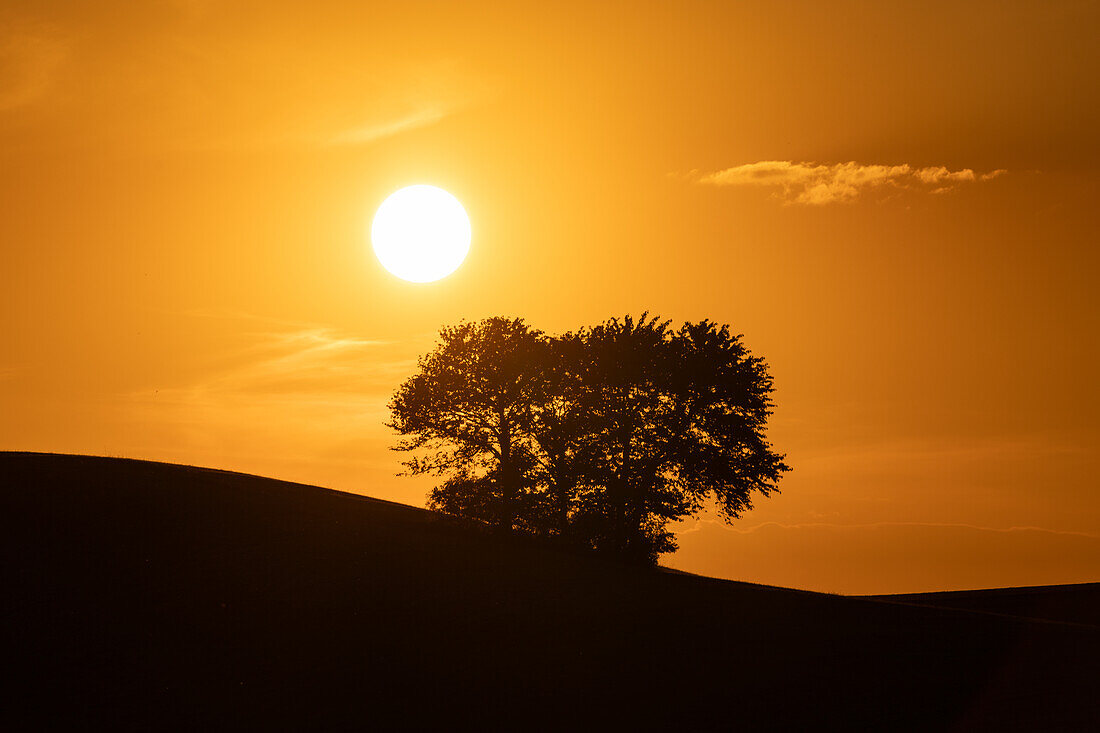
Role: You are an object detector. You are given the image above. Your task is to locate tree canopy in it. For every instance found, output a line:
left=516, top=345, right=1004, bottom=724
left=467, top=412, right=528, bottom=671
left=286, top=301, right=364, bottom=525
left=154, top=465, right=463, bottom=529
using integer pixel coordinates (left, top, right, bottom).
left=388, top=315, right=790, bottom=564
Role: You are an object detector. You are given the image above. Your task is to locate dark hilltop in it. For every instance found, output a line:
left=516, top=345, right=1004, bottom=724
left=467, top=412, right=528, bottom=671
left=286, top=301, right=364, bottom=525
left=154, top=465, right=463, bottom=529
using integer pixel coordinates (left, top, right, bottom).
left=2, top=452, right=1097, bottom=731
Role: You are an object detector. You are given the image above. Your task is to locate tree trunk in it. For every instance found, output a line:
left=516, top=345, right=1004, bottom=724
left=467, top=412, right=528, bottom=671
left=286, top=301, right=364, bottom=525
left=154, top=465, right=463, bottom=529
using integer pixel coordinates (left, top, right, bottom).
left=497, top=414, right=514, bottom=530
left=617, top=428, right=631, bottom=556
left=555, top=477, right=571, bottom=537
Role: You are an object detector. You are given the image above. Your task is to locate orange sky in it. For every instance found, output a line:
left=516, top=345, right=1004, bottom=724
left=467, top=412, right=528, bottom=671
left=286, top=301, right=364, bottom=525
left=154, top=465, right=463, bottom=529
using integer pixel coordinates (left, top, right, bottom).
left=3, top=1, right=1098, bottom=593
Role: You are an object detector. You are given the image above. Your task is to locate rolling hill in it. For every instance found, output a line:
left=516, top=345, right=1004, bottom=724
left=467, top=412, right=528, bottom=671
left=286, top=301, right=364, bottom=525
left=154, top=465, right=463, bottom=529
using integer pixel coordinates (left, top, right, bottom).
left=2, top=452, right=1097, bottom=731
left=865, top=583, right=1100, bottom=628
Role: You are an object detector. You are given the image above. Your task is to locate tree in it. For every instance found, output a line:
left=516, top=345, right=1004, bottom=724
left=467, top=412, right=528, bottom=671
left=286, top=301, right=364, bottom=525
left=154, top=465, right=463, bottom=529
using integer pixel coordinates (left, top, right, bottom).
left=387, top=317, right=546, bottom=530
left=525, top=332, right=596, bottom=541
left=567, top=315, right=789, bottom=562
left=561, top=315, right=688, bottom=561
left=388, top=314, right=790, bottom=564
left=673, top=319, right=790, bottom=524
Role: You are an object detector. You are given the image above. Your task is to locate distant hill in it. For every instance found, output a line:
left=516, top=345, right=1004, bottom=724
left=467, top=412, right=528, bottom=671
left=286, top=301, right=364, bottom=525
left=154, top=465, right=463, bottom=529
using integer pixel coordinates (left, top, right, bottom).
left=867, top=583, right=1100, bottom=628
left=2, top=452, right=1097, bottom=731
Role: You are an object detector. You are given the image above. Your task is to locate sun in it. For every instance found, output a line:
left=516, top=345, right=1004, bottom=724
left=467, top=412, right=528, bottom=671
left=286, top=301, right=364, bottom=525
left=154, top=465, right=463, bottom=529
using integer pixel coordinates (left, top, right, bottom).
left=371, top=185, right=471, bottom=283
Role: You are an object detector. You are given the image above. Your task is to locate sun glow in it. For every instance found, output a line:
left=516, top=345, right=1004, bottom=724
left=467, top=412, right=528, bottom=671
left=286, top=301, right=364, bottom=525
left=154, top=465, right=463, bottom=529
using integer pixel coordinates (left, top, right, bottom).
left=371, top=185, right=471, bottom=283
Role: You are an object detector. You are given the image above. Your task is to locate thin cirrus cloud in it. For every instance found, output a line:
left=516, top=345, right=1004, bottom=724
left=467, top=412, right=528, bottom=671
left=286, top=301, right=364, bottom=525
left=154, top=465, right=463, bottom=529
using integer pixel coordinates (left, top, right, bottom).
left=125, top=314, right=420, bottom=467
left=136, top=315, right=404, bottom=408
left=0, top=23, right=67, bottom=111
left=0, top=7, right=482, bottom=151
left=325, top=102, right=452, bottom=148
left=111, top=311, right=447, bottom=497
left=678, top=519, right=1100, bottom=539
left=669, top=517, right=1100, bottom=594
left=691, top=161, right=1007, bottom=204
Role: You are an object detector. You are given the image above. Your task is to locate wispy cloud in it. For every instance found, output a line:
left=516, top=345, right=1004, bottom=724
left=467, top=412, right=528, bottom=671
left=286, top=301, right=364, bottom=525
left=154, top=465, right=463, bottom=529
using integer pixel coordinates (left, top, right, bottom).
left=326, top=104, right=449, bottom=147
left=795, top=435, right=1090, bottom=472
left=126, top=318, right=420, bottom=468
left=679, top=518, right=1100, bottom=539
left=136, top=324, right=403, bottom=412
left=669, top=516, right=1100, bottom=594
left=0, top=23, right=67, bottom=111
left=0, top=5, right=486, bottom=150
left=689, top=161, right=1007, bottom=204
left=321, top=60, right=489, bottom=148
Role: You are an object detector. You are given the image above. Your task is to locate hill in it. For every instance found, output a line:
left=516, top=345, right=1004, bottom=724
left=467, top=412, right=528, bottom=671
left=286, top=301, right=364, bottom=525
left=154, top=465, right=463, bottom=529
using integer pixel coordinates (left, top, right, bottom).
left=2, top=452, right=1097, bottom=731
left=867, top=583, right=1100, bottom=628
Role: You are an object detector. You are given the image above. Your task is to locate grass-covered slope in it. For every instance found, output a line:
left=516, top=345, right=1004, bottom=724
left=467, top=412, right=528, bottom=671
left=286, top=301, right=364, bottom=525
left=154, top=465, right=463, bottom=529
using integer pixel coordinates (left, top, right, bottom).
left=2, top=452, right=1097, bottom=731
left=868, top=583, right=1100, bottom=628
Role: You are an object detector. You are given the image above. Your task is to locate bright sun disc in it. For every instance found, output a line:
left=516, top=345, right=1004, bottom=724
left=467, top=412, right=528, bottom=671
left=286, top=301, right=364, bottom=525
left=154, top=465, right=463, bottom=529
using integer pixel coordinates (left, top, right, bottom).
left=371, top=185, right=471, bottom=283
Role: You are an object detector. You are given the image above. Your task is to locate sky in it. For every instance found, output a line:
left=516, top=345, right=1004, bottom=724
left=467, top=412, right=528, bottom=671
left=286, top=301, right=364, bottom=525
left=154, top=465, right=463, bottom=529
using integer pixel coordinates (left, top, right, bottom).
left=2, top=0, right=1098, bottom=594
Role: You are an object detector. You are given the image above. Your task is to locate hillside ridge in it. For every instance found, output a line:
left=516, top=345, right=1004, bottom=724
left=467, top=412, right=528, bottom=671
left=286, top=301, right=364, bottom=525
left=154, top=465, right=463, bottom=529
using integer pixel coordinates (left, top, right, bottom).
left=2, top=451, right=1097, bottom=730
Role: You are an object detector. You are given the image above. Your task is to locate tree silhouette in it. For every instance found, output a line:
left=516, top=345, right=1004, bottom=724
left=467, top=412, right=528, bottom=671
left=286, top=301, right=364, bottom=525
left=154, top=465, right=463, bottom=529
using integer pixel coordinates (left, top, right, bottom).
left=387, top=317, right=545, bottom=530
left=673, top=318, right=790, bottom=522
left=526, top=332, right=594, bottom=541
left=562, top=315, right=691, bottom=561
left=389, top=314, right=790, bottom=563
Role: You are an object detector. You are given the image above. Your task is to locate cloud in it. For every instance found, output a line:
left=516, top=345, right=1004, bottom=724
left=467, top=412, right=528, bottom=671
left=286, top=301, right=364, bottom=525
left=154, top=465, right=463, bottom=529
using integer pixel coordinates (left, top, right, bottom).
left=681, top=519, right=1100, bottom=540
left=691, top=161, right=1007, bottom=204
left=0, top=6, right=486, bottom=150
left=796, top=435, right=1090, bottom=473
left=136, top=324, right=402, bottom=414
left=326, top=104, right=449, bottom=147
left=108, top=315, right=443, bottom=499
left=125, top=318, right=419, bottom=466
left=0, top=23, right=67, bottom=111
left=172, top=58, right=481, bottom=151
left=201, top=329, right=392, bottom=395
left=320, top=59, right=490, bottom=148
left=668, top=517, right=1100, bottom=594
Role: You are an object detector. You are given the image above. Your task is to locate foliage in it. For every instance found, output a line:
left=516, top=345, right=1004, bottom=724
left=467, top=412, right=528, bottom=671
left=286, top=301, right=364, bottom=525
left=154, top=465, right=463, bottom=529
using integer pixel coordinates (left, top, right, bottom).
left=387, top=317, right=545, bottom=529
left=388, top=314, right=790, bottom=562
